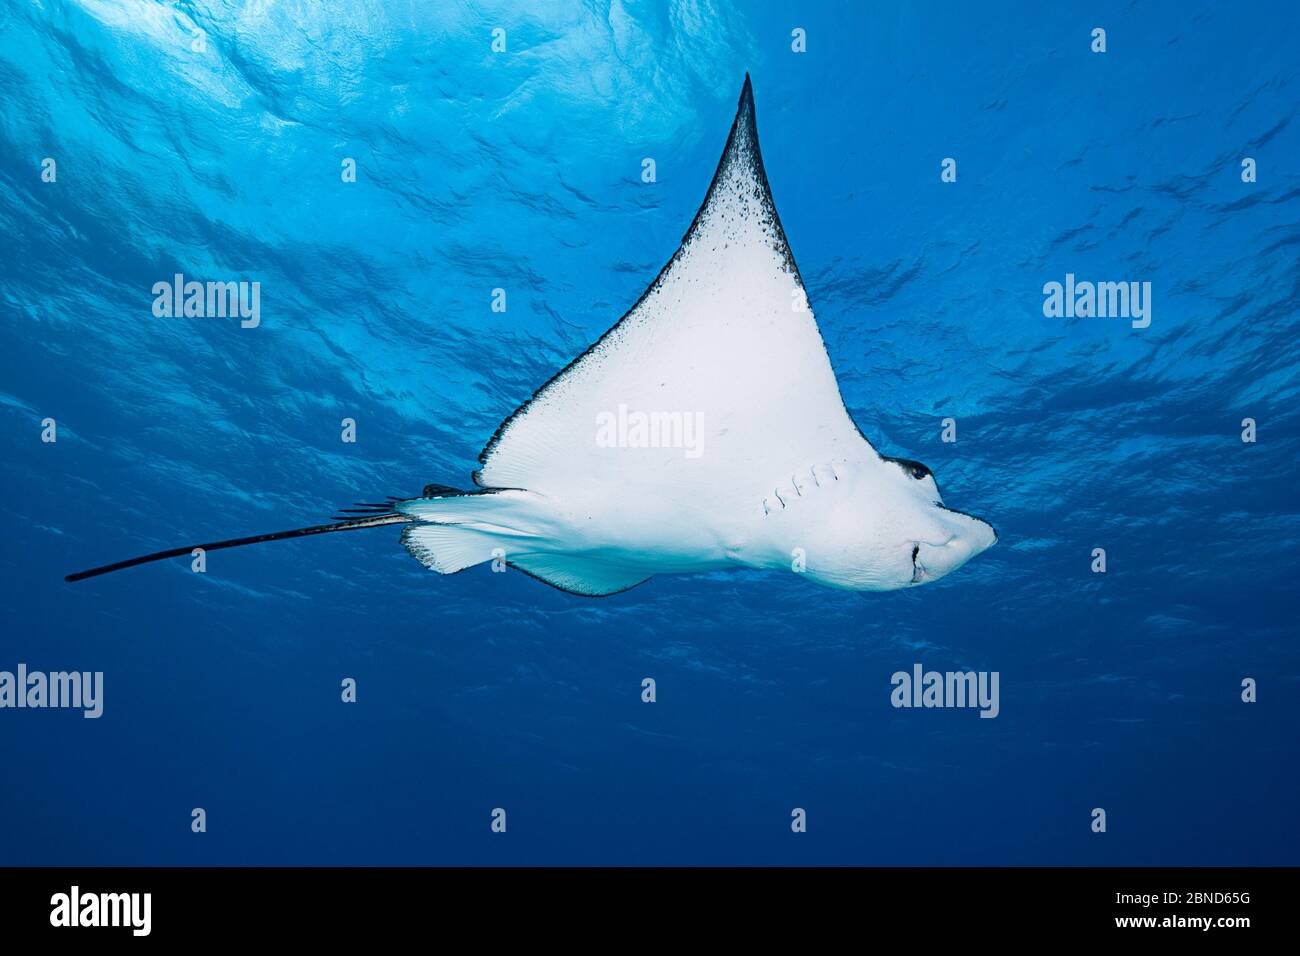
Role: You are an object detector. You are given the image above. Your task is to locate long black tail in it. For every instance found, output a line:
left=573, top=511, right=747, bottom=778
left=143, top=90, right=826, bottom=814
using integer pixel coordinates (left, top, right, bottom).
left=65, top=511, right=413, bottom=583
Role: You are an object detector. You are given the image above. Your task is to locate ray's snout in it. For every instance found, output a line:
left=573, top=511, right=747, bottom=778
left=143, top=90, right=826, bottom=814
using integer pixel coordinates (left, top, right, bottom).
left=911, top=511, right=997, bottom=585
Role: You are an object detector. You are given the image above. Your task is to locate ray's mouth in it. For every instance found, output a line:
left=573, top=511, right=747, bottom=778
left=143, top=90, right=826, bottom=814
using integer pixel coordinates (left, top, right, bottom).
left=910, top=543, right=924, bottom=585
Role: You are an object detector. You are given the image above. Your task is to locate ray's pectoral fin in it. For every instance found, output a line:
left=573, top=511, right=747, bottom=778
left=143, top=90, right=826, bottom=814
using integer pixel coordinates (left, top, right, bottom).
left=402, top=521, right=650, bottom=595
left=470, top=73, right=868, bottom=499
left=509, top=555, right=651, bottom=597
left=396, top=489, right=650, bottom=596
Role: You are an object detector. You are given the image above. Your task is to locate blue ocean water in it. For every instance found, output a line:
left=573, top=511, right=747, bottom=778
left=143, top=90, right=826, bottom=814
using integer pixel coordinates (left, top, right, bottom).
left=1, top=0, right=1297, bottom=866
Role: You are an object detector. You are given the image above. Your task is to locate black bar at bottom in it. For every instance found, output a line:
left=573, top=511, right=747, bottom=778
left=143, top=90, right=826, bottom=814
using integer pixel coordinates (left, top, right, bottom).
left=0, top=866, right=1286, bottom=940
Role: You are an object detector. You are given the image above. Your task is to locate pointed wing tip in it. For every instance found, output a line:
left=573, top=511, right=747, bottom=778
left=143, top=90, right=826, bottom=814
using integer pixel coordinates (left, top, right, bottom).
left=731, top=73, right=757, bottom=143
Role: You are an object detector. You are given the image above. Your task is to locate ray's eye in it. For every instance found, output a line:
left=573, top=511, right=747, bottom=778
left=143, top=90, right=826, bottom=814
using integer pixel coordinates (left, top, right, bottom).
left=887, top=456, right=932, bottom=481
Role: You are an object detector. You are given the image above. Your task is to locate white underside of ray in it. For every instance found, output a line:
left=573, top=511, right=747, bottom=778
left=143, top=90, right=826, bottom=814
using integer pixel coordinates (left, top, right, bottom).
left=402, top=80, right=879, bottom=595
left=474, top=81, right=869, bottom=505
